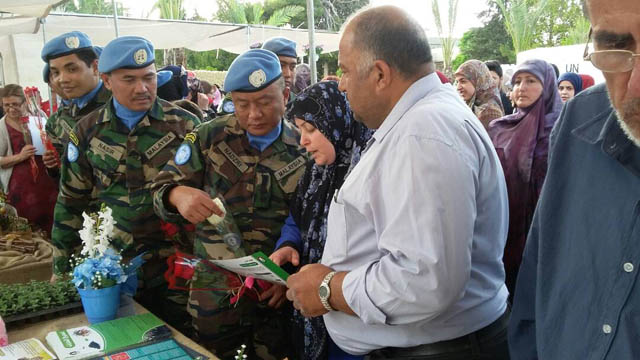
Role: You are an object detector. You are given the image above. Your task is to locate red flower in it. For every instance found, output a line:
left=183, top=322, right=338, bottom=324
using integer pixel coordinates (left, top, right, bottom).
left=160, top=221, right=179, bottom=237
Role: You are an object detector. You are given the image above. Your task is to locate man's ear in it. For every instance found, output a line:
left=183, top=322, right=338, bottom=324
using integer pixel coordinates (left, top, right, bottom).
left=283, top=86, right=290, bottom=106
left=101, top=73, right=112, bottom=90
left=92, top=59, right=99, bottom=77
left=372, top=60, right=392, bottom=92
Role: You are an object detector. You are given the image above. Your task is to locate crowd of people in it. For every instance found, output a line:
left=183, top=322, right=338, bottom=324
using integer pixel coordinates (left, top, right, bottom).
left=1, top=0, right=638, bottom=358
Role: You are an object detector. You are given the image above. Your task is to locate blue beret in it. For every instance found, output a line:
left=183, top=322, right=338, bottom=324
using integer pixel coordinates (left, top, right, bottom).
left=43, top=64, right=50, bottom=83
left=157, top=70, right=173, bottom=87
left=98, top=36, right=155, bottom=73
left=93, top=46, right=103, bottom=58
left=224, top=49, right=282, bottom=93
left=262, top=37, right=297, bottom=58
left=41, top=31, right=94, bottom=62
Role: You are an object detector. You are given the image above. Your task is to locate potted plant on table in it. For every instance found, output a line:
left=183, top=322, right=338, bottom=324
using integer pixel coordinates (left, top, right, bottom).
left=70, top=204, right=135, bottom=324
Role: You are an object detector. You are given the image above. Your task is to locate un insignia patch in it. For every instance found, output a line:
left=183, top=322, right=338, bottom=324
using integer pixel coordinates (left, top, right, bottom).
left=65, top=36, right=80, bottom=49
left=248, top=69, right=266, bottom=88
left=174, top=143, right=191, bottom=165
left=67, top=143, right=79, bottom=163
left=133, top=49, right=148, bottom=65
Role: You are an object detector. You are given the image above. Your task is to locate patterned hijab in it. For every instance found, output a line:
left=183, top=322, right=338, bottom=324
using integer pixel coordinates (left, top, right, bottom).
left=455, top=59, right=504, bottom=128
left=489, top=59, right=563, bottom=193
left=286, top=80, right=372, bottom=360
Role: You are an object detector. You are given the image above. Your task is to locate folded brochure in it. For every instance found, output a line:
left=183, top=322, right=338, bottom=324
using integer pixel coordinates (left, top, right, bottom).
left=0, top=338, right=56, bottom=360
left=45, top=313, right=171, bottom=360
left=208, top=251, right=289, bottom=286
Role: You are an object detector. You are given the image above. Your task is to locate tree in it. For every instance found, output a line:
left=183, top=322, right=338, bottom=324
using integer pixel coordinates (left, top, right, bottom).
left=531, top=0, right=584, bottom=47
left=493, top=0, right=550, bottom=53
left=153, top=0, right=187, bottom=66
left=561, top=16, right=590, bottom=46
left=215, top=0, right=303, bottom=26
left=431, top=0, right=460, bottom=76
left=55, top=0, right=126, bottom=16
left=261, top=0, right=368, bottom=31
left=453, top=13, right=515, bottom=70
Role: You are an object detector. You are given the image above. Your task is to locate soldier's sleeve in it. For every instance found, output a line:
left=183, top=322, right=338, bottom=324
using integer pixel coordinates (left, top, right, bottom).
left=45, top=111, right=65, bottom=158
left=51, top=130, right=94, bottom=275
left=151, top=127, right=206, bottom=223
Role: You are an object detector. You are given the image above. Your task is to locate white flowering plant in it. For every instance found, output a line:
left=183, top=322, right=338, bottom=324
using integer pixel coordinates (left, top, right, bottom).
left=70, top=204, right=128, bottom=290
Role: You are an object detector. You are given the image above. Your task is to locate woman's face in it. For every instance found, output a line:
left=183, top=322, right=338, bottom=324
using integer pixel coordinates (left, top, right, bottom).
left=2, top=96, right=25, bottom=120
left=455, top=75, right=476, bottom=102
left=558, top=80, right=576, bottom=103
left=295, top=117, right=336, bottom=166
left=512, top=72, right=544, bottom=109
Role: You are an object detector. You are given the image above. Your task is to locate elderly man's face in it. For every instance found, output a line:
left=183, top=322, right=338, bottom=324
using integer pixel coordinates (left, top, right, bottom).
left=102, top=64, right=157, bottom=112
left=589, top=0, right=640, bottom=143
left=232, top=81, right=289, bottom=136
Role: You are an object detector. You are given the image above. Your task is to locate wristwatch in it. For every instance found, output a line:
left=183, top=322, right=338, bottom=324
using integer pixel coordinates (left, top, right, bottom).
left=318, top=271, right=337, bottom=312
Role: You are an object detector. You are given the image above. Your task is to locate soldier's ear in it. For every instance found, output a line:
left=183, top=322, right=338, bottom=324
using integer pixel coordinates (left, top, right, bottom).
left=91, top=59, right=99, bottom=76
left=282, top=86, right=290, bottom=106
left=102, top=73, right=112, bottom=90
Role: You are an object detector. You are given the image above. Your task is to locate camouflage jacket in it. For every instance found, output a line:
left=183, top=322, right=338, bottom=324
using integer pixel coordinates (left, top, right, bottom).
left=45, top=84, right=111, bottom=159
left=52, top=98, right=201, bottom=274
left=151, top=114, right=307, bottom=261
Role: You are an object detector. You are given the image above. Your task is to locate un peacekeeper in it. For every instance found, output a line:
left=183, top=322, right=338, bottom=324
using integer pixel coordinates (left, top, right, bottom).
left=262, top=37, right=298, bottom=102
left=51, top=36, right=201, bottom=328
left=41, top=32, right=111, bottom=177
left=151, top=49, right=306, bottom=359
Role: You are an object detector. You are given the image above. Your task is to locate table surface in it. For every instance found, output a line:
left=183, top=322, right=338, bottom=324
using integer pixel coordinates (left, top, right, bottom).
left=7, top=301, right=218, bottom=360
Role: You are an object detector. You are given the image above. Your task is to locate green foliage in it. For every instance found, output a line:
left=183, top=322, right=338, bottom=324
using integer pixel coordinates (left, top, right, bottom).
left=153, top=0, right=186, bottom=20
left=261, top=0, right=369, bottom=30
left=185, top=49, right=238, bottom=71
left=531, top=0, right=585, bottom=47
left=55, top=0, right=126, bottom=16
left=493, top=0, right=550, bottom=53
left=215, top=0, right=303, bottom=26
left=456, top=16, right=516, bottom=67
left=560, top=16, right=590, bottom=46
left=432, top=0, right=460, bottom=75
left=0, top=280, right=80, bottom=317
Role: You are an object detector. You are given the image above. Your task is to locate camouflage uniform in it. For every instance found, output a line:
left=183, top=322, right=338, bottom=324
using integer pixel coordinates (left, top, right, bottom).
left=51, top=97, right=200, bottom=332
left=151, top=114, right=306, bottom=359
left=45, top=85, right=111, bottom=161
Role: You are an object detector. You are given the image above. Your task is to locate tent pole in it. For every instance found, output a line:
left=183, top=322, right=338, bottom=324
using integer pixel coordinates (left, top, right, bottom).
left=112, top=0, right=120, bottom=37
left=306, top=0, right=317, bottom=84
left=41, top=18, right=54, bottom=114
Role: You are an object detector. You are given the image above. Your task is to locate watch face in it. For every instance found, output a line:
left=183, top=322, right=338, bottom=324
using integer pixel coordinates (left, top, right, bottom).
left=318, top=285, right=329, bottom=298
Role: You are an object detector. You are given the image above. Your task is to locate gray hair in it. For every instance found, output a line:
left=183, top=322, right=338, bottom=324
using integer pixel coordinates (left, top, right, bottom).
left=343, top=6, right=433, bottom=79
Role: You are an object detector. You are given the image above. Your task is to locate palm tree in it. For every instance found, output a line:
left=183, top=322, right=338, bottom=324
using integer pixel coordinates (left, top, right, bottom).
left=216, top=0, right=303, bottom=26
left=153, top=0, right=187, bottom=66
left=561, top=16, right=590, bottom=46
left=431, top=0, right=459, bottom=76
left=494, top=0, right=550, bottom=54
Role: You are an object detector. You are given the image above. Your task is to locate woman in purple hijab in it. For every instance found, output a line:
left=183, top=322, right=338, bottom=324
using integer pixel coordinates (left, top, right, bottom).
left=488, top=59, right=563, bottom=298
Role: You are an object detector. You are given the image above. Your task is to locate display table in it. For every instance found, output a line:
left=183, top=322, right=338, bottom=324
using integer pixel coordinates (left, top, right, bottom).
left=7, top=300, right=218, bottom=359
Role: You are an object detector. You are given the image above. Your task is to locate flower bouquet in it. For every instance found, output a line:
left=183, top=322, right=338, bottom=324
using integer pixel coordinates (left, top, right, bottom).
left=70, top=204, right=142, bottom=324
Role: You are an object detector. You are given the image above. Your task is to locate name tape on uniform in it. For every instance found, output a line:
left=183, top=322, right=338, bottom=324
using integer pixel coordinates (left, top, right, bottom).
left=89, top=137, right=125, bottom=161
left=60, top=120, right=73, bottom=137
left=274, top=156, right=306, bottom=181
left=144, top=132, right=176, bottom=160
left=217, top=142, right=249, bottom=173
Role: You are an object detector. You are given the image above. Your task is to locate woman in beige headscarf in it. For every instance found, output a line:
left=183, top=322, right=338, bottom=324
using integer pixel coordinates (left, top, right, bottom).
left=454, top=59, right=504, bottom=129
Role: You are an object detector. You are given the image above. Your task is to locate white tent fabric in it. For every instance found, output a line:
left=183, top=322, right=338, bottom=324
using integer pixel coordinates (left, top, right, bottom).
left=41, top=13, right=340, bottom=55
left=0, top=16, right=41, bottom=37
left=0, top=0, right=64, bottom=18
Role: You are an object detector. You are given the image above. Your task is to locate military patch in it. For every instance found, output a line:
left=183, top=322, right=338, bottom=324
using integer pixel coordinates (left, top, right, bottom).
left=89, top=138, right=125, bottom=161
left=217, top=142, right=249, bottom=173
left=144, top=132, right=176, bottom=160
left=274, top=156, right=306, bottom=181
left=68, top=131, right=79, bottom=146
left=249, top=69, right=266, bottom=88
left=184, top=132, right=197, bottom=144
left=174, top=143, right=191, bottom=165
left=67, top=143, right=79, bottom=162
left=134, top=49, right=148, bottom=65
left=60, top=120, right=73, bottom=137
left=65, top=36, right=80, bottom=49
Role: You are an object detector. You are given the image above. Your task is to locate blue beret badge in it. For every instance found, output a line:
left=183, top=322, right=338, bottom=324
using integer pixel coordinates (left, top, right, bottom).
left=65, top=36, right=80, bottom=49
left=134, top=49, right=148, bottom=65
left=249, top=69, right=266, bottom=88
left=67, top=143, right=79, bottom=163
left=174, top=143, right=191, bottom=165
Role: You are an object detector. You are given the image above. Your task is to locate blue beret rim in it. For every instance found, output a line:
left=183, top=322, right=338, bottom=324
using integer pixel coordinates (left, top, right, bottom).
left=45, top=46, right=95, bottom=61
left=230, top=73, right=283, bottom=93
left=103, top=60, right=156, bottom=73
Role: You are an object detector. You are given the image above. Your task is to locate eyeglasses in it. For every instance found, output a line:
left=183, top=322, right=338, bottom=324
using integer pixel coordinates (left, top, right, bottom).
left=583, top=27, right=640, bottom=73
left=2, top=102, right=23, bottom=108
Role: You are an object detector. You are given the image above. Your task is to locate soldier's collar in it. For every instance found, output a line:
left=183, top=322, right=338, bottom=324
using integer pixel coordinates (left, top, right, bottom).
left=99, top=97, right=163, bottom=126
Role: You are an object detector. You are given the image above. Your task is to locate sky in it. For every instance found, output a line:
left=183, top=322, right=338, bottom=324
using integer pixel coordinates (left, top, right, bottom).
left=119, top=0, right=490, bottom=38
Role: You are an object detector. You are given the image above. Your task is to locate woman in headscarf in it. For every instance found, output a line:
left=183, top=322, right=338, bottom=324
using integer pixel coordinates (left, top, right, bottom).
left=579, top=73, right=596, bottom=90
left=558, top=72, right=583, bottom=102
left=454, top=59, right=505, bottom=129
left=270, top=81, right=372, bottom=360
left=293, top=63, right=312, bottom=94
left=488, top=59, right=563, bottom=298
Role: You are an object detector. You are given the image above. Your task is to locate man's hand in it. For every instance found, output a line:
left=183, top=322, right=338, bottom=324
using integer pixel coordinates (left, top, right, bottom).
left=19, top=145, right=36, bottom=161
left=43, top=150, right=60, bottom=168
left=286, top=263, right=332, bottom=318
left=168, top=186, right=223, bottom=224
left=269, top=246, right=300, bottom=267
left=259, top=284, right=288, bottom=308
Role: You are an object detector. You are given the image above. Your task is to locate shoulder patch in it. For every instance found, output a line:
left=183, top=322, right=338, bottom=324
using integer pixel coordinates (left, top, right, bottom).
left=68, top=131, right=79, bottom=146
left=174, top=143, right=192, bottom=165
left=184, top=132, right=197, bottom=144
left=67, top=143, right=79, bottom=162
left=274, top=156, right=306, bottom=181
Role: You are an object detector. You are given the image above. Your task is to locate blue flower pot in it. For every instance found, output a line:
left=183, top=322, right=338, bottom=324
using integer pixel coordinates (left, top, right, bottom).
left=77, top=284, right=121, bottom=324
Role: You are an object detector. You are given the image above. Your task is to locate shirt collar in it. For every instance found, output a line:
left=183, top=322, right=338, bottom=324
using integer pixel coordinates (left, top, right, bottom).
left=113, top=96, right=148, bottom=130
left=373, top=72, right=440, bottom=144
left=247, top=121, right=282, bottom=152
left=71, top=80, right=103, bottom=109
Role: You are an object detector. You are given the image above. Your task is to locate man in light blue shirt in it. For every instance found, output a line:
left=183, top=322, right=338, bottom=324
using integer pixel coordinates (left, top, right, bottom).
left=285, top=5, right=510, bottom=359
